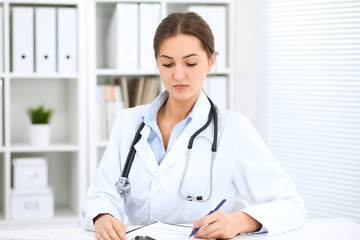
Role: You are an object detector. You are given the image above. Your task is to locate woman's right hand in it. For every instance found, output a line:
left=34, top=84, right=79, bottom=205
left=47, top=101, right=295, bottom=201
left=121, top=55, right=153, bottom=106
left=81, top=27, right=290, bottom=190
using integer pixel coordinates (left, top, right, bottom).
left=94, top=214, right=127, bottom=240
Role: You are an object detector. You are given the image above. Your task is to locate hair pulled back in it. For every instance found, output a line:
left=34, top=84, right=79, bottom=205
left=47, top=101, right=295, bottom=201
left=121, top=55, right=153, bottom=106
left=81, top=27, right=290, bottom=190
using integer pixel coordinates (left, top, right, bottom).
left=153, top=12, right=215, bottom=60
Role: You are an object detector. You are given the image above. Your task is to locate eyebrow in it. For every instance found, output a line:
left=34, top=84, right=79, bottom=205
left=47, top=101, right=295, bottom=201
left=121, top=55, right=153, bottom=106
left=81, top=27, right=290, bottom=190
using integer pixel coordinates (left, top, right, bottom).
left=159, top=54, right=199, bottom=59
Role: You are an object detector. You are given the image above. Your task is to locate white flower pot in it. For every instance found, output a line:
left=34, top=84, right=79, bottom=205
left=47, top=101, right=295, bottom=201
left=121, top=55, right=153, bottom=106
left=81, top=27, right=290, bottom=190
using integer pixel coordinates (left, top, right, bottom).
left=29, top=124, right=51, bottom=146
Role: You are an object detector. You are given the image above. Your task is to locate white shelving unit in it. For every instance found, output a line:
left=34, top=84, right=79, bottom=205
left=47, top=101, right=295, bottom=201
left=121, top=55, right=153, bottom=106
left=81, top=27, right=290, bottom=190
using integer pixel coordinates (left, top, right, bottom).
left=87, top=0, right=235, bottom=182
left=0, top=0, right=235, bottom=230
left=0, top=0, right=87, bottom=229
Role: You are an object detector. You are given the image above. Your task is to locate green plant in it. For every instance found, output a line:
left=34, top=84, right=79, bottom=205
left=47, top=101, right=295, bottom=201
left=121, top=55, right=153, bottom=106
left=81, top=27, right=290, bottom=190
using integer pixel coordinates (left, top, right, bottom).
left=27, top=104, right=53, bottom=124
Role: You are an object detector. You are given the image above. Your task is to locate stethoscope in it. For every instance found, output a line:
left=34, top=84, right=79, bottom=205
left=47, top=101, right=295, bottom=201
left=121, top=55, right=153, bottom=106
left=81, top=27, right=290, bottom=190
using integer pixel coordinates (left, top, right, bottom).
left=115, top=97, right=218, bottom=202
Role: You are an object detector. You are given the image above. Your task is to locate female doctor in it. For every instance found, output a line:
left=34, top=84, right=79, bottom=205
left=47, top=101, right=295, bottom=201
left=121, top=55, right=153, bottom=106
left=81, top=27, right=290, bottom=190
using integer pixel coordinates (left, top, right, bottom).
left=82, top=12, right=306, bottom=240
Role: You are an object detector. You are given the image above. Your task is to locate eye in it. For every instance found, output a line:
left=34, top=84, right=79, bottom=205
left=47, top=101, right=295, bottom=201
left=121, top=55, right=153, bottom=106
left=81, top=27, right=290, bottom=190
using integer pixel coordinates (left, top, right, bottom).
left=187, top=63, right=197, bottom=67
left=162, top=63, right=173, bottom=68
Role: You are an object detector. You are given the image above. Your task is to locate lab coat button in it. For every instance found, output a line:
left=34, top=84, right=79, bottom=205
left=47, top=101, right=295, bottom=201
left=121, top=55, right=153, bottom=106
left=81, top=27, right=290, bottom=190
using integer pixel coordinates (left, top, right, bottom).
left=156, top=190, right=160, bottom=194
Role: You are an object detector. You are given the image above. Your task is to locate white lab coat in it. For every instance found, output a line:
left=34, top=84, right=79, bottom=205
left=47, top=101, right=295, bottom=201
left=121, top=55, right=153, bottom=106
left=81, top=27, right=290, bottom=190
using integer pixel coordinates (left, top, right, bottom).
left=82, top=94, right=306, bottom=236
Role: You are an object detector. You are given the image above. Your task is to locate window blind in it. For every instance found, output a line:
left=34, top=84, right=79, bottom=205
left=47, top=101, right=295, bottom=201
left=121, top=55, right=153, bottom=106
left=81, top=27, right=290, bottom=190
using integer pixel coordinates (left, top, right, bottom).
left=257, top=0, right=360, bottom=222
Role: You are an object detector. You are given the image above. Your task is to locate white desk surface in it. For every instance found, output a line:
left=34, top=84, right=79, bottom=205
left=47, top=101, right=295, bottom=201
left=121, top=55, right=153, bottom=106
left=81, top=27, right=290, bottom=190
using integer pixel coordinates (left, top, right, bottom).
left=0, top=218, right=359, bottom=240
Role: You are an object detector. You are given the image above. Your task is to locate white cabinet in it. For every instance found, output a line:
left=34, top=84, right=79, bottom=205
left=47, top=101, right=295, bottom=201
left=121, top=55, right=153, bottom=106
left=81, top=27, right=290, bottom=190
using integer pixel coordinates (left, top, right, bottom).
left=87, top=0, right=235, bottom=181
left=0, top=0, right=86, bottom=229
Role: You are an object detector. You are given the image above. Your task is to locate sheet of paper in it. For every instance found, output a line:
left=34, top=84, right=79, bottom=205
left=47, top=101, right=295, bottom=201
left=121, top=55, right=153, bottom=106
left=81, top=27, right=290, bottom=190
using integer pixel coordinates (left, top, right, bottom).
left=126, top=222, right=206, bottom=240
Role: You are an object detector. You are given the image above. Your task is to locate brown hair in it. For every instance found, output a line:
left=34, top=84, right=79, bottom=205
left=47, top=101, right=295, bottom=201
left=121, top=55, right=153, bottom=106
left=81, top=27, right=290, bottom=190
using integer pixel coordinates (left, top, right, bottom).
left=153, top=12, right=215, bottom=60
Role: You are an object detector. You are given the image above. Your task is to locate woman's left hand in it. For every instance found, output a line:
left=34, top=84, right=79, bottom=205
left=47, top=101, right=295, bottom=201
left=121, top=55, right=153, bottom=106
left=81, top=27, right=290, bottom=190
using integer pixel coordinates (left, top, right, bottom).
left=191, top=211, right=262, bottom=239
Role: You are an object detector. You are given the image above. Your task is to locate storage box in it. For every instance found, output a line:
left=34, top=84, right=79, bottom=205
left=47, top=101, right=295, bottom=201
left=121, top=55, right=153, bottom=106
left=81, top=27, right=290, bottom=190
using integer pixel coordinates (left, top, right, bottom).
left=10, top=187, right=54, bottom=219
left=13, top=157, right=48, bottom=190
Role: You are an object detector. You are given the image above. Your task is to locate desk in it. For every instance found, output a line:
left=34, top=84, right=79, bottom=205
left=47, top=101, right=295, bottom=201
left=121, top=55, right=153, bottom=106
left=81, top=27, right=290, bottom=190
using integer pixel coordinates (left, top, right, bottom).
left=0, top=218, right=359, bottom=240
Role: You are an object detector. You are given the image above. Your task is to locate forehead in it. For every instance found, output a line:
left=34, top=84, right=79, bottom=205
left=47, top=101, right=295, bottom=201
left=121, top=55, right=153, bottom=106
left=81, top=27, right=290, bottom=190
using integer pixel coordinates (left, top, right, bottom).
left=159, top=34, right=206, bottom=57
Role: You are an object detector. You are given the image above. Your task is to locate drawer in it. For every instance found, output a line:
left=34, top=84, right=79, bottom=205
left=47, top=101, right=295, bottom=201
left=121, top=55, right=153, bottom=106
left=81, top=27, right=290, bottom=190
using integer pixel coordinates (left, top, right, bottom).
left=13, top=157, right=48, bottom=189
left=10, top=188, right=54, bottom=219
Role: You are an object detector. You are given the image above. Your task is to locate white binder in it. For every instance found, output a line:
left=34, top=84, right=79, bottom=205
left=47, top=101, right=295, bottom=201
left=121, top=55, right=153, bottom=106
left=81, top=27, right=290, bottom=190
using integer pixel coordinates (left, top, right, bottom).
left=206, top=76, right=227, bottom=109
left=35, top=7, right=56, bottom=73
left=0, top=6, right=3, bottom=73
left=0, top=79, right=2, bottom=146
left=208, top=6, right=227, bottom=70
left=139, top=3, right=161, bottom=71
left=57, top=7, right=77, bottom=73
left=12, top=7, right=34, bottom=73
left=107, top=3, right=138, bottom=70
left=188, top=6, right=227, bottom=70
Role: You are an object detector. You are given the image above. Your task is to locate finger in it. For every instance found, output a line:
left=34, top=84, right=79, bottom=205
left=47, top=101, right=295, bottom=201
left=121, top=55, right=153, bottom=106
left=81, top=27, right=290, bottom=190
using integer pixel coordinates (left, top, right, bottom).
left=200, top=227, right=224, bottom=239
left=95, top=231, right=103, bottom=240
left=106, top=227, right=121, bottom=240
left=195, top=214, right=227, bottom=239
left=193, top=212, right=219, bottom=229
left=96, top=229, right=111, bottom=240
left=113, top=218, right=127, bottom=240
left=194, top=221, right=220, bottom=239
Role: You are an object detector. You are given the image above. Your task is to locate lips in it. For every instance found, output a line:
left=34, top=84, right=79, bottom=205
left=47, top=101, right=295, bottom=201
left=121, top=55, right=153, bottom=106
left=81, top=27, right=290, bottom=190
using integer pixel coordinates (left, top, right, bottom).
left=173, top=84, right=188, bottom=90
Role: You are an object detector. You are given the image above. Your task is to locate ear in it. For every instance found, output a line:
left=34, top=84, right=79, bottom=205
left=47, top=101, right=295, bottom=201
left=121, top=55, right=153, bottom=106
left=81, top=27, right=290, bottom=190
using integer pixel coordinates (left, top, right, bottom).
left=208, top=53, right=215, bottom=72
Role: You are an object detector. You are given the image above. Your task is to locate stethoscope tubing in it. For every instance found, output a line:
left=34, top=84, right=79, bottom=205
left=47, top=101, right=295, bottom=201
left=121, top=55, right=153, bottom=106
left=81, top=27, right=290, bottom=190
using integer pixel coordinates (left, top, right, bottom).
left=118, top=97, right=218, bottom=201
left=122, top=122, right=145, bottom=178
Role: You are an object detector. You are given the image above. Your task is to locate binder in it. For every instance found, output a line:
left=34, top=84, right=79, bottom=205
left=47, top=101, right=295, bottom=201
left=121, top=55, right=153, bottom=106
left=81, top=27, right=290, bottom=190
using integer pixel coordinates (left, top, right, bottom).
left=139, top=3, right=161, bottom=71
left=107, top=3, right=138, bottom=70
left=207, top=76, right=227, bottom=108
left=0, top=79, right=2, bottom=146
left=208, top=6, right=227, bottom=70
left=96, top=85, right=107, bottom=141
left=35, top=7, right=56, bottom=73
left=188, top=6, right=227, bottom=70
left=116, top=77, right=130, bottom=108
left=57, top=7, right=77, bottom=73
left=131, top=77, right=146, bottom=107
left=12, top=7, right=34, bottom=73
left=0, top=6, right=3, bottom=72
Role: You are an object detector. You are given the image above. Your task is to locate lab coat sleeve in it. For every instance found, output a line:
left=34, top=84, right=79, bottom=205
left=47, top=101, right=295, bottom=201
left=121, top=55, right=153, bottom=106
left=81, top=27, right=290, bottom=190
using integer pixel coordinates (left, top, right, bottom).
left=232, top=117, right=307, bottom=236
left=82, top=113, right=126, bottom=231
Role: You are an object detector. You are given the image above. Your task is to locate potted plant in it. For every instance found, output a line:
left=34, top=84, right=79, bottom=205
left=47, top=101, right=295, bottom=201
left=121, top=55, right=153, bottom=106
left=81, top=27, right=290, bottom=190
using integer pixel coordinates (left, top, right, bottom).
left=27, top=104, right=53, bottom=146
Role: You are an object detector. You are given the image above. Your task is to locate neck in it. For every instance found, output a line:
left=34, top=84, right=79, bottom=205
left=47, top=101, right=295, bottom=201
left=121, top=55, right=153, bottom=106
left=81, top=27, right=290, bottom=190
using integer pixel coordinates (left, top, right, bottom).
left=160, top=92, right=200, bottom=123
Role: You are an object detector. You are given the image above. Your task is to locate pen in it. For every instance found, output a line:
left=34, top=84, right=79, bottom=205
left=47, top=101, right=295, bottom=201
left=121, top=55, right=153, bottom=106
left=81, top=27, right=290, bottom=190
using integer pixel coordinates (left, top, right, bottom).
left=189, top=199, right=227, bottom=237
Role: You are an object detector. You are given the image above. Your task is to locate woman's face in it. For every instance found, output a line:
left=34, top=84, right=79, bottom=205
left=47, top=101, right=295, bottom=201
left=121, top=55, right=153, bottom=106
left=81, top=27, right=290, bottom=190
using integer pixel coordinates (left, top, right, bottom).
left=157, top=34, right=214, bottom=103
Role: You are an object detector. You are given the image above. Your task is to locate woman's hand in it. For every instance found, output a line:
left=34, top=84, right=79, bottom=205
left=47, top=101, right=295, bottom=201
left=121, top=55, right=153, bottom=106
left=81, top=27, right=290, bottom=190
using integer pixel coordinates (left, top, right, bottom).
left=94, top=214, right=127, bottom=240
left=192, top=211, right=262, bottom=239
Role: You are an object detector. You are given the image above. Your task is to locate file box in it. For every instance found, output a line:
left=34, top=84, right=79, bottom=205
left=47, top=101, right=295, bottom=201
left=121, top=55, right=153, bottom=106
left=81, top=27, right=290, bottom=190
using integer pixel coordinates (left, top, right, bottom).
left=10, top=187, right=54, bottom=219
left=13, top=157, right=48, bottom=189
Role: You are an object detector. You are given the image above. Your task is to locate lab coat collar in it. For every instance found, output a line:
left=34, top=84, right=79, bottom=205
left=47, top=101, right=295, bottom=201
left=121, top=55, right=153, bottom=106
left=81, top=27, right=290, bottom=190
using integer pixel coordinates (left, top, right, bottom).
left=158, top=92, right=214, bottom=173
left=134, top=91, right=214, bottom=176
left=134, top=124, right=159, bottom=176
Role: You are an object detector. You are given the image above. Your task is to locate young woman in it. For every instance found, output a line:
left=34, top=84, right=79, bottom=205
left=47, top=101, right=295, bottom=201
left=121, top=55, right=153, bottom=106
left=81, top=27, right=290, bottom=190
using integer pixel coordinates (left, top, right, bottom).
left=83, top=12, right=306, bottom=240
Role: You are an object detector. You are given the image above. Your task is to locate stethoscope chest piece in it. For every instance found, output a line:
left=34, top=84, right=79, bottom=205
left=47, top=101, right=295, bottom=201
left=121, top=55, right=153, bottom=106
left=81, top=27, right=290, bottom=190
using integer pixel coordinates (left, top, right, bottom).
left=115, top=177, right=131, bottom=198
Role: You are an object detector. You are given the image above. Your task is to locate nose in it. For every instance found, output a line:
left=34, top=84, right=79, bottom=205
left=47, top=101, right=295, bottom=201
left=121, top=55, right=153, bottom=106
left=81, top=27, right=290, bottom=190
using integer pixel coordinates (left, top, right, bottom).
left=174, top=65, right=185, bottom=81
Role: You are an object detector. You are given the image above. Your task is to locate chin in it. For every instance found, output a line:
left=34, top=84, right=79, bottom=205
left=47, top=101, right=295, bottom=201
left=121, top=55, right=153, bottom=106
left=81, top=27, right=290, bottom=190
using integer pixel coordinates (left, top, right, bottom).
left=170, top=91, right=199, bottom=102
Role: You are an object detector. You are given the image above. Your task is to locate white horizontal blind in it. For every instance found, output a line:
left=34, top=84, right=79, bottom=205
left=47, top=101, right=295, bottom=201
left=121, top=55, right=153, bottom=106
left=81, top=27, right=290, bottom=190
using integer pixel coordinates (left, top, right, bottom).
left=257, top=0, right=360, bottom=222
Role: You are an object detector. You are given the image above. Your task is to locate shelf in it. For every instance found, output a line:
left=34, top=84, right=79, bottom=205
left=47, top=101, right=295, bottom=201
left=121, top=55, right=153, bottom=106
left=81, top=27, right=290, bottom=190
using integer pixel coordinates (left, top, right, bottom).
left=96, top=68, right=158, bottom=76
left=9, top=143, right=80, bottom=152
left=0, top=218, right=5, bottom=230
left=6, top=208, right=80, bottom=229
left=1, top=0, right=86, bottom=230
left=97, top=141, right=108, bottom=148
left=96, top=0, right=161, bottom=3
left=9, top=73, right=79, bottom=80
left=166, top=0, right=231, bottom=4
left=8, top=0, right=80, bottom=5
